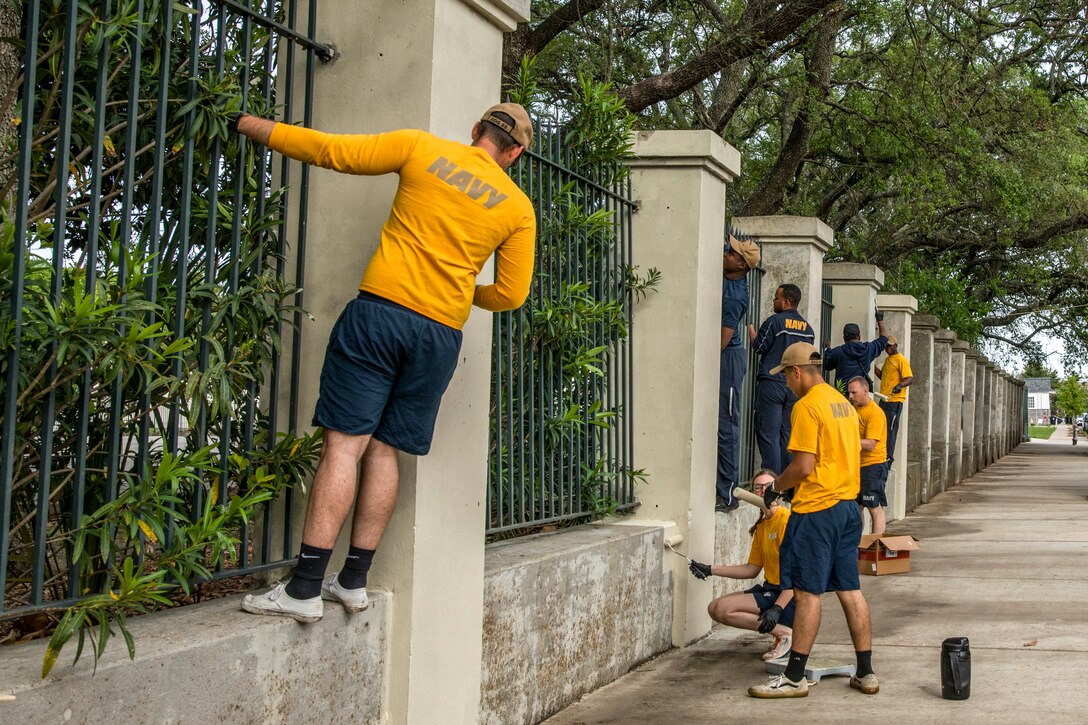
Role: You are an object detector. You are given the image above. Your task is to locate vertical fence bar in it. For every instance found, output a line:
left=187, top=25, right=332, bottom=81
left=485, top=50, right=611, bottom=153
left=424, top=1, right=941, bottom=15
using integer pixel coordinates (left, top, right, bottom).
left=272, top=0, right=298, bottom=560
left=68, top=0, right=115, bottom=599
left=0, top=0, right=43, bottom=610
left=116, top=0, right=145, bottom=490
left=30, top=0, right=81, bottom=606
left=232, top=2, right=256, bottom=566
left=132, top=0, right=173, bottom=492
left=822, top=280, right=835, bottom=383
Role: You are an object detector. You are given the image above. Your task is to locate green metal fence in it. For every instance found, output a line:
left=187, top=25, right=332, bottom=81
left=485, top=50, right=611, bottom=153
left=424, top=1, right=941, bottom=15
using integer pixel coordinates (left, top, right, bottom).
left=0, top=0, right=330, bottom=618
left=487, top=122, right=639, bottom=535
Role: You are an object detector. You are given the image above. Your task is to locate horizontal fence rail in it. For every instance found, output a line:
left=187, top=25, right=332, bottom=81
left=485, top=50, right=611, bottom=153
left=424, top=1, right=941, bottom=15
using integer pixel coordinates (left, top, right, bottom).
left=0, top=0, right=329, bottom=623
left=487, top=122, right=639, bottom=536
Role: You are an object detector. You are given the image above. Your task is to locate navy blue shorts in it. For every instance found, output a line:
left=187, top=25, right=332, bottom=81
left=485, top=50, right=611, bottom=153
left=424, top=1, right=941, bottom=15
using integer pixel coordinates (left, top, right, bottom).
left=858, top=463, right=888, bottom=508
left=312, top=292, right=462, bottom=455
left=778, top=500, right=862, bottom=594
left=745, top=582, right=796, bottom=627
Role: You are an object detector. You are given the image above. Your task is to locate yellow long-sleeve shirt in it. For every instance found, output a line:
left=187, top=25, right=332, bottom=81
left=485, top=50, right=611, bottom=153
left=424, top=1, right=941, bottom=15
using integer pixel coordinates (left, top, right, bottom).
left=268, top=124, right=537, bottom=329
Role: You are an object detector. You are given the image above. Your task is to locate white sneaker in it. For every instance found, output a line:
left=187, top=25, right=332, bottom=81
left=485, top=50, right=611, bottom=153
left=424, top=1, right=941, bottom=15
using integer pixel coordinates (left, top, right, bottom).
left=241, top=581, right=323, bottom=623
left=762, top=634, right=792, bottom=661
left=748, top=673, right=809, bottom=699
left=321, top=572, right=370, bottom=613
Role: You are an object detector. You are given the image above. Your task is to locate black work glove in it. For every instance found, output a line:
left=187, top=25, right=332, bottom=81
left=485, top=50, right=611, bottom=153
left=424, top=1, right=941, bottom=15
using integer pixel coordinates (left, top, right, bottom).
left=228, top=112, right=245, bottom=134
left=762, top=482, right=780, bottom=509
left=892, top=384, right=903, bottom=394
left=758, top=605, right=783, bottom=634
left=875, top=309, right=885, bottom=322
left=689, top=560, right=712, bottom=580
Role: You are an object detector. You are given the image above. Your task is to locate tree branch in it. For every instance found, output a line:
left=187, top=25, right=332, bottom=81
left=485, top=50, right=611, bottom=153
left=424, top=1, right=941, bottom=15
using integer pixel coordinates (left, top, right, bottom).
left=738, top=4, right=844, bottom=216
left=502, top=0, right=610, bottom=81
left=614, top=0, right=839, bottom=113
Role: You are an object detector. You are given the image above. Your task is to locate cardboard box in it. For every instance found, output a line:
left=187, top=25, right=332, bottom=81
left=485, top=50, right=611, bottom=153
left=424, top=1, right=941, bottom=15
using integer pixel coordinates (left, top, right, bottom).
left=858, top=534, right=919, bottom=576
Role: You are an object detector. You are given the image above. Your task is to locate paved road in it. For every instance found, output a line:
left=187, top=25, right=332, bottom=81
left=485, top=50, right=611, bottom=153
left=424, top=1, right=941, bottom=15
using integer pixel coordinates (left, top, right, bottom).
left=545, top=440, right=1088, bottom=724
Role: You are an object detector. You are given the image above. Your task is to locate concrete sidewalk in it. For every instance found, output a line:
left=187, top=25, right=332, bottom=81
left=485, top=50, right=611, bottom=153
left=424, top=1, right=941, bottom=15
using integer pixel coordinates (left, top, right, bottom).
left=545, top=441, right=1088, bottom=724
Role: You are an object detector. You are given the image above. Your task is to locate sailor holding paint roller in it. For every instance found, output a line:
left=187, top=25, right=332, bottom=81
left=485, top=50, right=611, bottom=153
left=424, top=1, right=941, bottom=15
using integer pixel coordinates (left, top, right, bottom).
left=748, top=342, right=878, bottom=699
left=687, top=470, right=796, bottom=662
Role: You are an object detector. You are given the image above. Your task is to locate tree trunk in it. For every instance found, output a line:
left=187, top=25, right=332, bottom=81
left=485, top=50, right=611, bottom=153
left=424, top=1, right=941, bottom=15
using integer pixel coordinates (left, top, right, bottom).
left=738, top=4, right=843, bottom=216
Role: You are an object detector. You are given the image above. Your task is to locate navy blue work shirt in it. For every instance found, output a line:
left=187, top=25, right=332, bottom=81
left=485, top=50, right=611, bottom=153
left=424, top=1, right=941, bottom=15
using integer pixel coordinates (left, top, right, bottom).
left=823, top=336, right=888, bottom=381
left=721, top=275, right=749, bottom=350
left=754, top=309, right=815, bottom=382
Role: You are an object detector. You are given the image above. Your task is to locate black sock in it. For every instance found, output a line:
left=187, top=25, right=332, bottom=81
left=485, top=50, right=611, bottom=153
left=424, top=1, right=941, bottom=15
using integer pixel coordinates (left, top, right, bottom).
left=337, top=546, right=375, bottom=590
left=784, top=650, right=809, bottom=682
left=855, top=649, right=874, bottom=677
left=284, top=543, right=332, bottom=599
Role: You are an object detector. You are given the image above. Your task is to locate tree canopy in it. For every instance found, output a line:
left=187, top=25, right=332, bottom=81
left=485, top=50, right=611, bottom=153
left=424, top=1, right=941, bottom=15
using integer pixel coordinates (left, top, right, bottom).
left=506, top=0, right=1088, bottom=365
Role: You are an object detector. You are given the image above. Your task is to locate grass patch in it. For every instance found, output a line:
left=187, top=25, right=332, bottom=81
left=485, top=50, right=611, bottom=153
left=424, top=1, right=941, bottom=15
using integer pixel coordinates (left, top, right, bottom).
left=1029, top=425, right=1056, bottom=440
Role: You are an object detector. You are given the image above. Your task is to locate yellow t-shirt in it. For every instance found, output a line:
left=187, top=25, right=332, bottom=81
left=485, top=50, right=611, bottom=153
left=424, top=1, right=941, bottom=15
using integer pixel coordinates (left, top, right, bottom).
left=267, top=125, right=537, bottom=330
left=748, top=506, right=791, bottom=587
left=879, top=353, right=913, bottom=403
left=856, top=399, right=888, bottom=467
left=787, top=382, right=861, bottom=513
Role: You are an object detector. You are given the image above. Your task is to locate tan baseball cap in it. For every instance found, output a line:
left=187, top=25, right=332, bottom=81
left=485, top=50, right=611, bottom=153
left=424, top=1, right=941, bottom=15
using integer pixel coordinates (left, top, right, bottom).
left=886, top=335, right=898, bottom=345
left=480, top=102, right=532, bottom=148
left=726, top=235, right=761, bottom=270
left=770, top=342, right=823, bottom=375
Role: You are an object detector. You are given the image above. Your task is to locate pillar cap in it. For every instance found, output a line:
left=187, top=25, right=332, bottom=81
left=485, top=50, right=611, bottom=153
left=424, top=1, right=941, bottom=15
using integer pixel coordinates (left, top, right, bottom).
left=965, top=348, right=982, bottom=360
left=731, top=216, right=833, bottom=253
left=823, top=262, right=884, bottom=290
left=952, top=340, right=970, bottom=352
left=934, top=329, right=957, bottom=345
left=912, top=314, right=940, bottom=331
left=628, top=130, right=741, bottom=183
left=875, top=294, right=918, bottom=313
left=460, top=0, right=530, bottom=31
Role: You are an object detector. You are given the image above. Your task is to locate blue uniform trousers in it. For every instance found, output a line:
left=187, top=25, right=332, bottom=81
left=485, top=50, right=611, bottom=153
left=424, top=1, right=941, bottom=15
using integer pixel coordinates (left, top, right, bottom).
left=717, top=347, right=747, bottom=503
left=755, top=380, right=796, bottom=476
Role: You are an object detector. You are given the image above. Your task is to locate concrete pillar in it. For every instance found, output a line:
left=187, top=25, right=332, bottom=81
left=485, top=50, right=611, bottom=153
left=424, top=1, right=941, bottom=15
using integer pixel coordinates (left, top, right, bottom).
left=973, top=356, right=988, bottom=472
left=930, top=330, right=954, bottom=496
left=963, top=348, right=979, bottom=478
left=907, top=315, right=938, bottom=510
left=731, top=216, right=833, bottom=334
left=950, top=341, right=968, bottom=485
left=874, top=294, right=917, bottom=522
left=628, top=130, right=741, bottom=646
left=984, top=363, right=996, bottom=467
left=991, top=365, right=1001, bottom=463
left=277, top=1, right=530, bottom=722
left=1000, top=372, right=1009, bottom=452
left=821, top=264, right=885, bottom=384
left=1014, top=379, right=1027, bottom=443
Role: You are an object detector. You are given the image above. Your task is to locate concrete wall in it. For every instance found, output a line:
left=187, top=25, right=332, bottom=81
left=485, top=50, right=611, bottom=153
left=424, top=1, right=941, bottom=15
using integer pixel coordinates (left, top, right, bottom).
left=714, top=505, right=766, bottom=599
left=1, top=595, right=388, bottom=722
left=479, top=525, right=672, bottom=725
